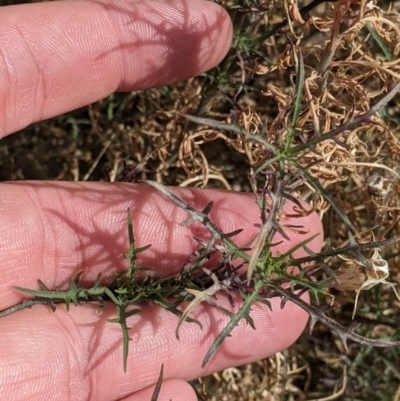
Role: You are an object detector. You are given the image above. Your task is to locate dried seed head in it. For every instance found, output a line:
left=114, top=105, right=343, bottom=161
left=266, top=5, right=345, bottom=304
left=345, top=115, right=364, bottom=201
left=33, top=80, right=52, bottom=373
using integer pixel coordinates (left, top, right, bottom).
left=332, top=248, right=399, bottom=318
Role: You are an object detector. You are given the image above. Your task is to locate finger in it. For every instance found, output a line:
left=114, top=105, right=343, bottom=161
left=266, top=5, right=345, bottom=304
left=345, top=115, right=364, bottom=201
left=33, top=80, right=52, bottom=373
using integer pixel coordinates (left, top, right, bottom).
left=119, top=379, right=196, bottom=401
left=0, top=292, right=308, bottom=401
left=0, top=181, right=323, bottom=309
left=0, top=0, right=233, bottom=136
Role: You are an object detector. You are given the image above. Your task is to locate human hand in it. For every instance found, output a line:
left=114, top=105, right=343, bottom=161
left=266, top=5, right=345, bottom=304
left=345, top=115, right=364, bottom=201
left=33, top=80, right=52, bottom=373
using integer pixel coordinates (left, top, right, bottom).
left=0, top=1, right=323, bottom=400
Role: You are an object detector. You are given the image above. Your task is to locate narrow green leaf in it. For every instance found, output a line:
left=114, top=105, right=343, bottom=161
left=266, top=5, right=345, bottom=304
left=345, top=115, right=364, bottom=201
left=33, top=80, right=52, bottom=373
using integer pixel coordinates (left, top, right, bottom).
left=286, top=47, right=305, bottom=150
left=365, top=23, right=392, bottom=62
left=202, top=282, right=262, bottom=368
left=151, top=364, right=164, bottom=401
left=181, top=114, right=245, bottom=135
left=124, top=208, right=135, bottom=259
left=276, top=233, right=320, bottom=260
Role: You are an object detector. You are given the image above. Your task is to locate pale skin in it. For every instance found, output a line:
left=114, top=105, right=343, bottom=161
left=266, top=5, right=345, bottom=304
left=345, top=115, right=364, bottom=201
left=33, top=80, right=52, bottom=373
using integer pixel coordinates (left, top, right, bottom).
left=0, top=1, right=324, bottom=400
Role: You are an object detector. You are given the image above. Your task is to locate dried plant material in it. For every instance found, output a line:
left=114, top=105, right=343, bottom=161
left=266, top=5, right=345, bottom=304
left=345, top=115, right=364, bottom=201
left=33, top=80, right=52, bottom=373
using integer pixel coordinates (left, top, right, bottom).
left=289, top=0, right=307, bottom=25
left=252, top=47, right=293, bottom=75
left=176, top=268, right=228, bottom=339
left=367, top=168, right=400, bottom=216
left=333, top=247, right=400, bottom=318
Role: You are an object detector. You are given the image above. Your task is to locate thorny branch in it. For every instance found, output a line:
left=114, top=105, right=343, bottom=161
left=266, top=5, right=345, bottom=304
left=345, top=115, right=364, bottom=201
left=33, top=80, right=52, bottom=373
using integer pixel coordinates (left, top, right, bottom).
left=1, top=176, right=400, bottom=372
left=142, top=179, right=400, bottom=356
left=268, top=283, right=400, bottom=349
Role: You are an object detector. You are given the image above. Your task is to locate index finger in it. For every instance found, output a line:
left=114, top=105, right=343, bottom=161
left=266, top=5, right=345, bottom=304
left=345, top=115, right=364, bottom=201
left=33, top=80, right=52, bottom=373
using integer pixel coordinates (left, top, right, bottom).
left=0, top=0, right=233, bottom=136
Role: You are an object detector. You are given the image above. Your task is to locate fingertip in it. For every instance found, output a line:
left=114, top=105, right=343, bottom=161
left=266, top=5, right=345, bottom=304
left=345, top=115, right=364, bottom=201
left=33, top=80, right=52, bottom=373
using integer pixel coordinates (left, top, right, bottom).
left=193, top=0, right=233, bottom=72
left=129, top=0, right=234, bottom=86
left=0, top=0, right=233, bottom=136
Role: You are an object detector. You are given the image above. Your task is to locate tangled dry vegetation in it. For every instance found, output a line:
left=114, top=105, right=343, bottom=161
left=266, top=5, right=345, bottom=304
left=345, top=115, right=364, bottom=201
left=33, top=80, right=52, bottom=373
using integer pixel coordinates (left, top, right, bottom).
left=186, top=1, right=400, bottom=398
left=2, top=0, right=400, bottom=399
